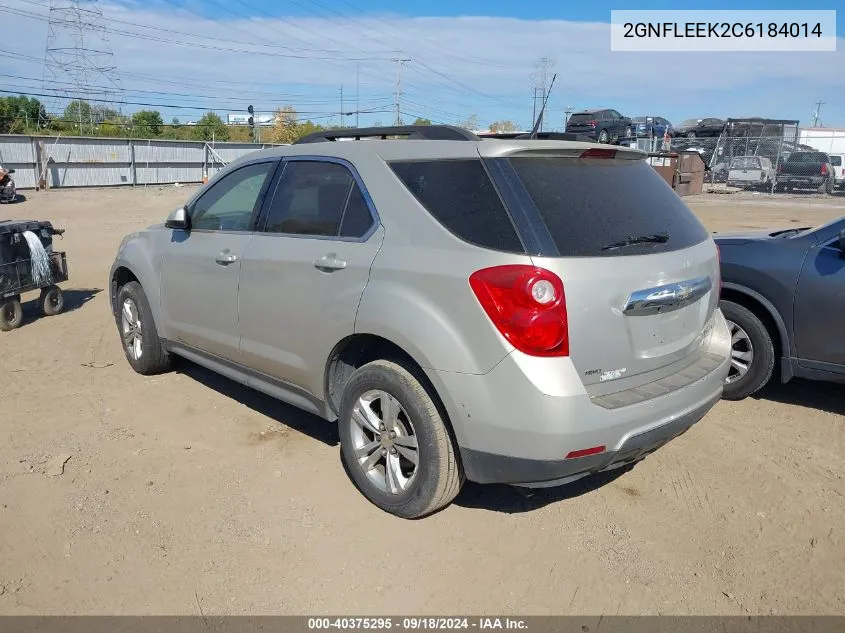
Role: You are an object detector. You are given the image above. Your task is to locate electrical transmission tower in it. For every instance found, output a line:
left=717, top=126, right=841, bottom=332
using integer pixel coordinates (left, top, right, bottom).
left=531, top=57, right=555, bottom=132
left=392, top=57, right=411, bottom=126
left=41, top=0, right=123, bottom=133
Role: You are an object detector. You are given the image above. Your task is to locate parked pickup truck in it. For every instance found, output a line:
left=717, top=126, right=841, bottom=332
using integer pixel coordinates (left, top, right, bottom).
left=831, top=154, right=844, bottom=190
left=775, top=151, right=835, bottom=193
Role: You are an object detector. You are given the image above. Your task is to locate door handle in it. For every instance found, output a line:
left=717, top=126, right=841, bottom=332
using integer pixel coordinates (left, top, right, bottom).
left=314, top=253, right=347, bottom=271
left=215, top=250, right=238, bottom=265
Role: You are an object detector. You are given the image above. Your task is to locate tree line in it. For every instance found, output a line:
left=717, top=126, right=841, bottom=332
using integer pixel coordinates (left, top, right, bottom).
left=0, top=95, right=518, bottom=143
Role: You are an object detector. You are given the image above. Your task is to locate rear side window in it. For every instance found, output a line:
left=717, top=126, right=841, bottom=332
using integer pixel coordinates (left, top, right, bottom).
left=389, top=159, right=524, bottom=253
left=262, top=161, right=374, bottom=238
left=507, top=157, right=709, bottom=257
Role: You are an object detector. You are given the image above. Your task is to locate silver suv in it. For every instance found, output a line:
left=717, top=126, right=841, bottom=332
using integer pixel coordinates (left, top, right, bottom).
left=110, top=125, right=731, bottom=518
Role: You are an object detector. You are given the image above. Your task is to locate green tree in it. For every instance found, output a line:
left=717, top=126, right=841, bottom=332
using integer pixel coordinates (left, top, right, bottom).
left=0, top=96, right=47, bottom=133
left=63, top=100, right=94, bottom=132
left=132, top=110, right=164, bottom=137
left=190, top=112, right=229, bottom=142
left=413, top=117, right=432, bottom=126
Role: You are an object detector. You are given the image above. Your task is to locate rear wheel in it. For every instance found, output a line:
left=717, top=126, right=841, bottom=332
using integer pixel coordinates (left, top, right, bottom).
left=116, top=281, right=172, bottom=375
left=338, top=359, right=463, bottom=519
left=686, top=131, right=696, bottom=138
left=597, top=129, right=609, bottom=144
left=720, top=300, right=775, bottom=400
left=38, top=285, right=64, bottom=316
left=825, top=178, right=834, bottom=194
left=0, top=296, right=23, bottom=331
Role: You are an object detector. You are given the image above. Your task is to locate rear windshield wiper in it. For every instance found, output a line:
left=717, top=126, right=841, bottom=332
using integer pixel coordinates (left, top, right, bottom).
left=601, top=233, right=669, bottom=251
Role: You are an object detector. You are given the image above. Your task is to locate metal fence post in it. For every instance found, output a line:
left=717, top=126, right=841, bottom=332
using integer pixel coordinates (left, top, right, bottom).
left=771, top=135, right=785, bottom=194
left=130, top=138, right=136, bottom=187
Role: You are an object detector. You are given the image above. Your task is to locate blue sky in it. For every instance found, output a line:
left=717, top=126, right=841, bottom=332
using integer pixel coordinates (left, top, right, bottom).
left=4, top=0, right=844, bottom=130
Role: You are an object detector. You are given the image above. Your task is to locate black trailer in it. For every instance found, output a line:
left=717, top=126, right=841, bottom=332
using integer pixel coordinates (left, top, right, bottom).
left=0, top=220, right=68, bottom=331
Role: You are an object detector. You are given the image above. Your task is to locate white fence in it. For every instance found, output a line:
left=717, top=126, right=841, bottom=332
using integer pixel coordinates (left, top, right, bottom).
left=0, top=135, right=281, bottom=190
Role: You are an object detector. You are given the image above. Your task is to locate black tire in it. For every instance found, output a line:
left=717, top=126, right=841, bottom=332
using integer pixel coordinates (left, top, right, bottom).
left=338, top=359, right=464, bottom=519
left=686, top=131, right=696, bottom=138
left=0, top=296, right=23, bottom=331
left=38, top=285, right=64, bottom=316
left=116, top=281, right=172, bottom=375
left=597, top=129, right=609, bottom=144
left=720, top=300, right=776, bottom=401
left=825, top=178, right=834, bottom=194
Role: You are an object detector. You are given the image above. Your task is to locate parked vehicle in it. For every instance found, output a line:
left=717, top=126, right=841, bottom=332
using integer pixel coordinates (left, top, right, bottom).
left=830, top=153, right=844, bottom=190
left=0, top=166, right=18, bottom=203
left=565, top=109, right=632, bottom=144
left=675, top=118, right=725, bottom=138
left=726, top=156, right=775, bottom=189
left=715, top=218, right=845, bottom=399
left=774, top=151, right=835, bottom=193
left=110, top=124, right=731, bottom=518
left=632, top=116, right=673, bottom=138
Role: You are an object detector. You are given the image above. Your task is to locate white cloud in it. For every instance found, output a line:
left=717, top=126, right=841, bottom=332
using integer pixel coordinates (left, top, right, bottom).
left=5, top=0, right=844, bottom=128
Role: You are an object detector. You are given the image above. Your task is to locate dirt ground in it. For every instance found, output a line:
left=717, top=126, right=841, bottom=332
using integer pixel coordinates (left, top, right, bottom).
left=1, top=185, right=843, bottom=615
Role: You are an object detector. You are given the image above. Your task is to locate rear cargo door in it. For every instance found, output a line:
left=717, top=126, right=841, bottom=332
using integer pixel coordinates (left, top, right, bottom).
left=491, top=153, right=719, bottom=390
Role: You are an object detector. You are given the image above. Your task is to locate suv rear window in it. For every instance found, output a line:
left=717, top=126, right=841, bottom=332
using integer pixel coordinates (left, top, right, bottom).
left=389, top=159, right=523, bottom=253
left=567, top=113, right=595, bottom=124
left=507, top=157, right=709, bottom=257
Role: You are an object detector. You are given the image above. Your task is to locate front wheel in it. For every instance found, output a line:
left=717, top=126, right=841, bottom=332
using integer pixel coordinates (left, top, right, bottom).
left=338, top=360, right=463, bottom=519
left=0, top=296, right=23, bottom=331
left=720, top=300, right=775, bottom=401
left=116, top=281, right=172, bottom=375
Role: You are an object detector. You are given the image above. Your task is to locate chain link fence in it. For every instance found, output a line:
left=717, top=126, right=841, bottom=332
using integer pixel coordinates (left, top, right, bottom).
left=626, top=123, right=844, bottom=195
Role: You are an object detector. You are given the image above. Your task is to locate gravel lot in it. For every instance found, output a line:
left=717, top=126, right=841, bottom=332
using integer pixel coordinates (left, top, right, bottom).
left=1, top=186, right=843, bottom=615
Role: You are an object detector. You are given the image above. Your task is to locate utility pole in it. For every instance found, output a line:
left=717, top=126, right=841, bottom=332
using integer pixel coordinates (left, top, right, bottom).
left=563, top=106, right=573, bottom=130
left=811, top=100, right=825, bottom=128
left=340, top=84, right=344, bottom=128
left=531, top=88, right=539, bottom=129
left=356, top=64, right=360, bottom=128
left=392, top=57, right=411, bottom=126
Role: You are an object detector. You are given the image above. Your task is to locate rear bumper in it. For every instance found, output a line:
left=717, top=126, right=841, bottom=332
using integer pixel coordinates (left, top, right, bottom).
left=778, top=175, right=826, bottom=186
left=426, top=309, right=731, bottom=486
left=462, top=390, right=718, bottom=487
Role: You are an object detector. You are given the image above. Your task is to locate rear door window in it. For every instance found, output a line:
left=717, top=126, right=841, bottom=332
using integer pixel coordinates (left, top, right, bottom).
left=262, top=161, right=375, bottom=238
left=506, top=157, right=709, bottom=257
left=389, top=159, right=523, bottom=253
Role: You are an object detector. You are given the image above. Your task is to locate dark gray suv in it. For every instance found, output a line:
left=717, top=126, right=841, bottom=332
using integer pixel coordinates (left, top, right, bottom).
left=565, top=109, right=632, bottom=144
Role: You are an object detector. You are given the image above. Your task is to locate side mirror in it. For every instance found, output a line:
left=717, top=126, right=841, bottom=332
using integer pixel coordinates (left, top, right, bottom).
left=165, top=206, right=190, bottom=230
left=7, top=169, right=14, bottom=174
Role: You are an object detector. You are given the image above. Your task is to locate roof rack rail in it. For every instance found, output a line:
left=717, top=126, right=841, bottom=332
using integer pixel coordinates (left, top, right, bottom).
left=293, top=125, right=479, bottom=144
left=478, top=132, right=597, bottom=142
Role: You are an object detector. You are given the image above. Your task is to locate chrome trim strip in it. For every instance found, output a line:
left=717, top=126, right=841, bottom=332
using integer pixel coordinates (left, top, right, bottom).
left=623, top=276, right=712, bottom=316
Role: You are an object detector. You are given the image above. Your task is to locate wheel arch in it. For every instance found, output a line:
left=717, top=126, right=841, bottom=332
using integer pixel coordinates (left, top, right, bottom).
left=720, top=282, right=792, bottom=381
left=324, top=333, right=465, bottom=447
left=109, top=259, right=166, bottom=337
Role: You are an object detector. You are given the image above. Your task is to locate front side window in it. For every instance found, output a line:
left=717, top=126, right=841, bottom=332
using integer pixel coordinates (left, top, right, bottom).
left=262, top=161, right=374, bottom=238
left=190, top=162, right=276, bottom=231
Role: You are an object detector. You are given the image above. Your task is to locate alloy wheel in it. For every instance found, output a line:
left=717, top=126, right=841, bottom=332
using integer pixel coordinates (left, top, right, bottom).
left=726, top=319, right=754, bottom=384
left=349, top=389, right=419, bottom=495
left=121, top=298, right=143, bottom=360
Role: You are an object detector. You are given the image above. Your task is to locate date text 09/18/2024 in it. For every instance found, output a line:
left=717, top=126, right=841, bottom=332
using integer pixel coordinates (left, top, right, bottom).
left=307, top=618, right=529, bottom=630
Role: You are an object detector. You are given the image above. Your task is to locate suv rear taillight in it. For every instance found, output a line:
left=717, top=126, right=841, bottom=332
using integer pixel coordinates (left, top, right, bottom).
left=469, top=265, right=569, bottom=357
left=821, top=163, right=828, bottom=175
left=588, top=120, right=597, bottom=128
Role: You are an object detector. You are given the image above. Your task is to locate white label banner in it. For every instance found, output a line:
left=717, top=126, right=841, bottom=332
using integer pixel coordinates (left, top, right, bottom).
left=611, top=10, right=837, bottom=52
